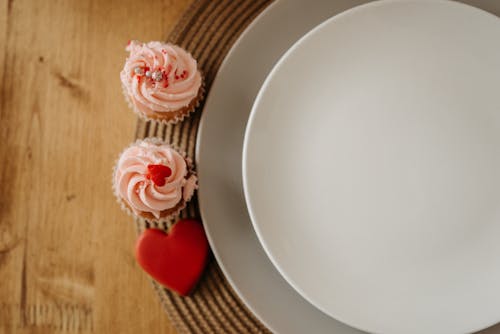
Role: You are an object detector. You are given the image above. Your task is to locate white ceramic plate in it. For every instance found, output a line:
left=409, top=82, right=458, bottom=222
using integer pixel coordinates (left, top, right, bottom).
left=243, top=1, right=500, bottom=334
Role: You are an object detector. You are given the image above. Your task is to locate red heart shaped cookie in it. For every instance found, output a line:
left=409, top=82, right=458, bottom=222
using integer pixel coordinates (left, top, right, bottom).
left=135, top=219, right=209, bottom=296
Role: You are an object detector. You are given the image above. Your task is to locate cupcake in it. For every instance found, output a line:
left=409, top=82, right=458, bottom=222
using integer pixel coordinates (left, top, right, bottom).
left=120, top=40, right=203, bottom=123
left=113, top=139, right=198, bottom=221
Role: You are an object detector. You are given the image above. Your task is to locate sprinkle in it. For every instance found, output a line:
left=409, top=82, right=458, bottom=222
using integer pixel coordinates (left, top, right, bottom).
left=146, top=164, right=172, bottom=187
left=151, top=70, right=163, bottom=82
left=134, top=66, right=145, bottom=75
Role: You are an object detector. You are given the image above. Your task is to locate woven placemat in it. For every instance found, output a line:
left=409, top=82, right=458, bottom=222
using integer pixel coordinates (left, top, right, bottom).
left=134, top=0, right=273, bottom=333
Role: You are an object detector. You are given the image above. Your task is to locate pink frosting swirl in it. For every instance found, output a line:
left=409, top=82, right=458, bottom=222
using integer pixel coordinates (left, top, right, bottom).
left=120, top=41, right=202, bottom=116
left=114, top=140, right=197, bottom=219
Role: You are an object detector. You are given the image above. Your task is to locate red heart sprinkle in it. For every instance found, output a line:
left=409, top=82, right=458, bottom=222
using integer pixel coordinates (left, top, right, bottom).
left=135, top=220, right=209, bottom=296
left=146, top=164, right=172, bottom=186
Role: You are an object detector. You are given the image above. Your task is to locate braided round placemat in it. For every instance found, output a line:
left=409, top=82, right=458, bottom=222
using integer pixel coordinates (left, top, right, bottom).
left=134, top=0, right=273, bottom=333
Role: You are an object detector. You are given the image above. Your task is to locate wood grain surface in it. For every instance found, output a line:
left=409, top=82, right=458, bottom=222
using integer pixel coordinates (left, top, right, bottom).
left=3, top=1, right=500, bottom=334
left=0, top=0, right=190, bottom=333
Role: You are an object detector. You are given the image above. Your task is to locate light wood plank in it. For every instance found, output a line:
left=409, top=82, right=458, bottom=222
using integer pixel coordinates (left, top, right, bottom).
left=0, top=0, right=191, bottom=333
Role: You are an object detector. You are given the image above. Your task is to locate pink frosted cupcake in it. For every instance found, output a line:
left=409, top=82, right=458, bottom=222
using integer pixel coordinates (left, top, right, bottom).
left=113, top=139, right=197, bottom=221
left=120, top=41, right=204, bottom=123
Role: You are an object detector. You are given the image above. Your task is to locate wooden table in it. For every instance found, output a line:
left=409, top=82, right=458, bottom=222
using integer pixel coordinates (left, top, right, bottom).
left=0, top=0, right=191, bottom=333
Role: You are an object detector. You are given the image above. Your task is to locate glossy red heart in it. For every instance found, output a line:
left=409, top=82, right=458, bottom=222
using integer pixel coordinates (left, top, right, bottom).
left=135, top=219, right=209, bottom=296
left=146, top=164, right=172, bottom=186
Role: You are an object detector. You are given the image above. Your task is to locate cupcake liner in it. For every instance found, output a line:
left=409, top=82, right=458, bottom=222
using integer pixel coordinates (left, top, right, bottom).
left=112, top=138, right=198, bottom=225
left=122, top=75, right=206, bottom=125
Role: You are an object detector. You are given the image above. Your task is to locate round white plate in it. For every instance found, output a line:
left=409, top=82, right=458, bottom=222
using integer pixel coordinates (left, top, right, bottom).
left=243, top=1, right=500, bottom=334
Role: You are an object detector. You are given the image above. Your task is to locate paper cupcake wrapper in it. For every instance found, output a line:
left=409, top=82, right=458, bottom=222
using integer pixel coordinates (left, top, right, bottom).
left=111, top=138, right=198, bottom=225
left=121, top=76, right=206, bottom=126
